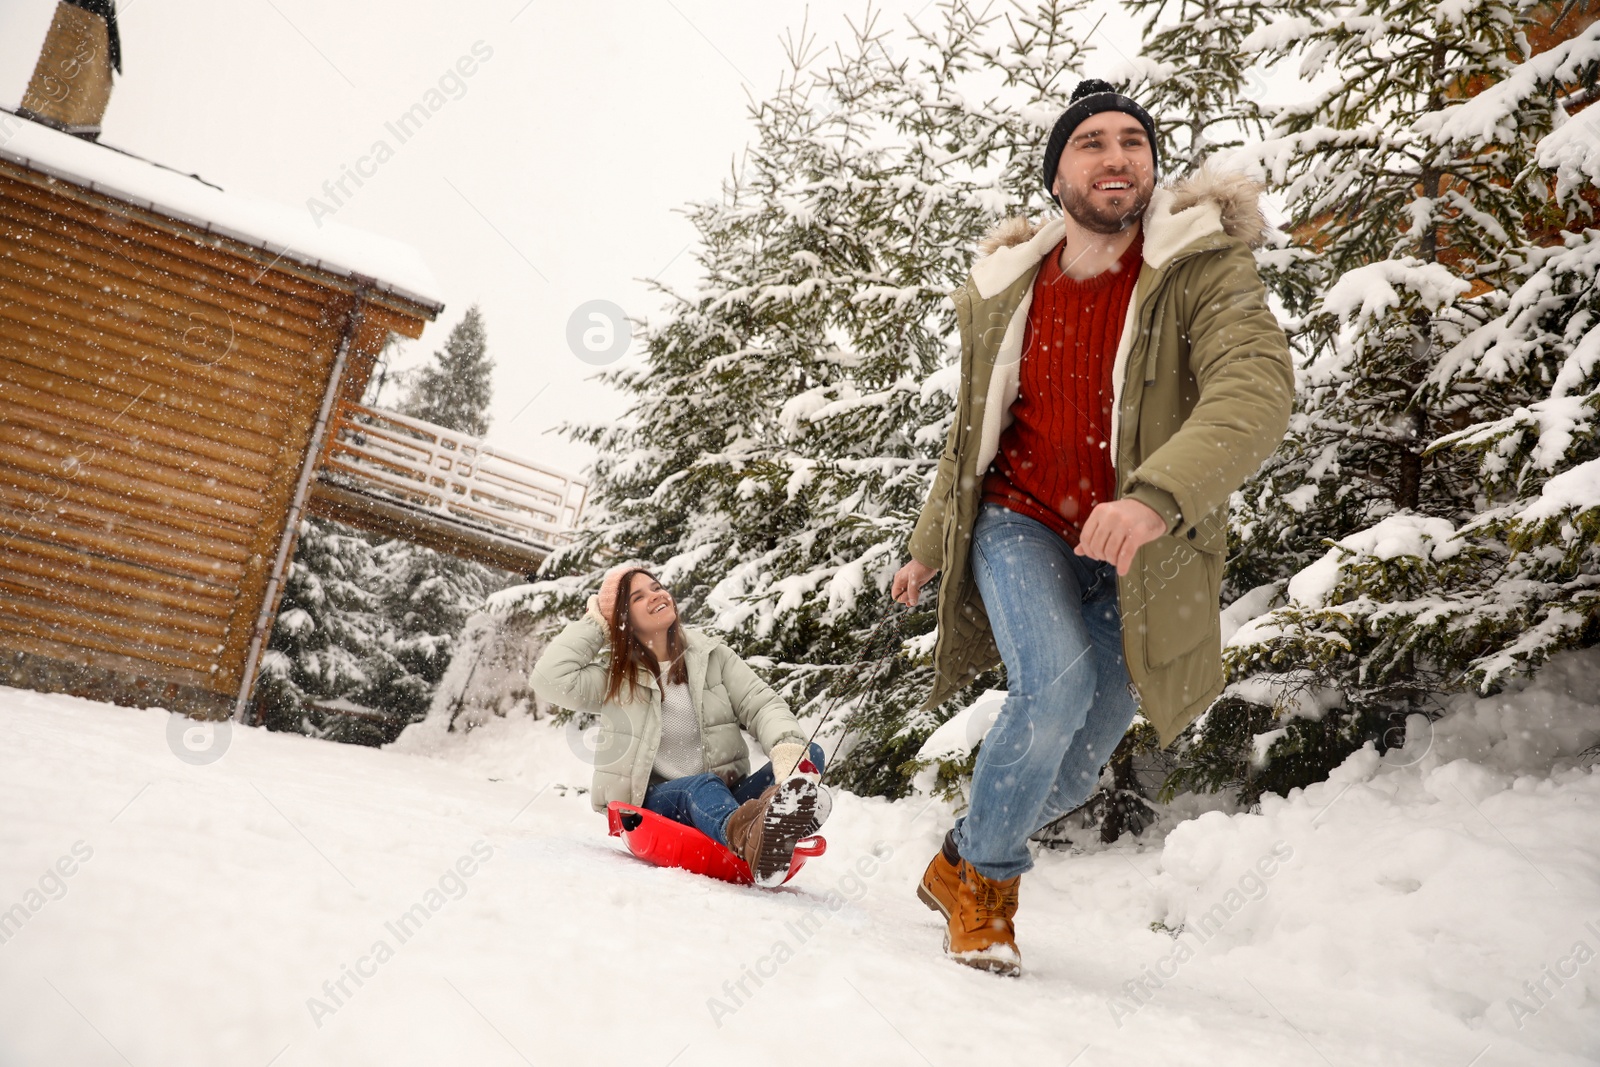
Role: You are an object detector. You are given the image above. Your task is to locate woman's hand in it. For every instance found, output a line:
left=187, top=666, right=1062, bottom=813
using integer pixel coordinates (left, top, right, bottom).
left=768, top=741, right=808, bottom=780
left=892, top=559, right=939, bottom=607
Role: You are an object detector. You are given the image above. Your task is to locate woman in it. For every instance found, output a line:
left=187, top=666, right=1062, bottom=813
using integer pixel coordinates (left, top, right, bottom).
left=531, top=563, right=830, bottom=886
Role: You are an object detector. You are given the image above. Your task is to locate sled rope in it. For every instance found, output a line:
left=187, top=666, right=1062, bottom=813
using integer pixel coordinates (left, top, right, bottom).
left=797, top=603, right=909, bottom=786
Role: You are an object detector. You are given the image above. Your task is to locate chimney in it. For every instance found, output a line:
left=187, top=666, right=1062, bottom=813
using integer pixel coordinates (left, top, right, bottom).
left=18, top=1, right=122, bottom=140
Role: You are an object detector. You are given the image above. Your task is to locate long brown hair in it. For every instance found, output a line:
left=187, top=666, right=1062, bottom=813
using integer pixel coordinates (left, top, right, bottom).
left=602, top=569, right=689, bottom=704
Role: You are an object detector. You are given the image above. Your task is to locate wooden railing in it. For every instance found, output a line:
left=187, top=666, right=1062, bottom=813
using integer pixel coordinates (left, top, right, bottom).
left=316, top=399, right=587, bottom=554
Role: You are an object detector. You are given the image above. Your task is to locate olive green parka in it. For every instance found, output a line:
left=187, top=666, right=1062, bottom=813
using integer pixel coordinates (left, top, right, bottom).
left=908, top=169, right=1294, bottom=745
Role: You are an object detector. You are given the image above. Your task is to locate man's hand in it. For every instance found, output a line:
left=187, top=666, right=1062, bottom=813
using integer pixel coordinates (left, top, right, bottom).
left=1076, top=498, right=1168, bottom=576
left=892, top=559, right=940, bottom=607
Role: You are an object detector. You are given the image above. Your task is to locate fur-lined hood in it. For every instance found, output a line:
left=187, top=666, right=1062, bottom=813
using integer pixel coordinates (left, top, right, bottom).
left=968, top=167, right=1270, bottom=299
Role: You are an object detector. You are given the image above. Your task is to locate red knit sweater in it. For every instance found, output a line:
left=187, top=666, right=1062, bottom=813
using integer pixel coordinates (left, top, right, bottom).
left=981, top=233, right=1144, bottom=546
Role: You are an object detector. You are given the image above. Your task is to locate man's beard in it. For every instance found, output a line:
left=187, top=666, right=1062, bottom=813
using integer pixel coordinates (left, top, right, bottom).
left=1060, top=178, right=1153, bottom=234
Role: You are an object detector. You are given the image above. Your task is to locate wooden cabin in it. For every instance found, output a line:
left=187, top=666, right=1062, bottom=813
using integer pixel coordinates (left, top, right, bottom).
left=0, top=113, right=442, bottom=721
left=0, top=6, right=585, bottom=724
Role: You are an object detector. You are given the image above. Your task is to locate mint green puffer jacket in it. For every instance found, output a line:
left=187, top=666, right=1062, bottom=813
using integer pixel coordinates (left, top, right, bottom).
left=530, top=616, right=807, bottom=812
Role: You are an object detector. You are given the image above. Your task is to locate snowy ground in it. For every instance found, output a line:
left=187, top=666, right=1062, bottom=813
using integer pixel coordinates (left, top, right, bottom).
left=3, top=654, right=1599, bottom=1067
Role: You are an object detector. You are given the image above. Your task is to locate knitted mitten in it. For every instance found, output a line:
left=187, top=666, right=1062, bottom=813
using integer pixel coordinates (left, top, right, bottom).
left=767, top=742, right=809, bottom=781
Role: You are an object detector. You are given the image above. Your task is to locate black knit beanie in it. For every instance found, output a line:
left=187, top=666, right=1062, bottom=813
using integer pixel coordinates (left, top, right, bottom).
left=1042, top=79, right=1159, bottom=203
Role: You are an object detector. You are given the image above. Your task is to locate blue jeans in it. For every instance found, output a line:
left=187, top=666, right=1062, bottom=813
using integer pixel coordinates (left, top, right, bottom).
left=641, top=743, right=825, bottom=846
left=953, top=503, right=1140, bottom=880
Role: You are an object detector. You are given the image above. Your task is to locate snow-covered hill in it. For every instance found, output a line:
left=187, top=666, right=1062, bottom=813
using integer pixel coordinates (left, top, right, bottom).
left=2, top=653, right=1598, bottom=1066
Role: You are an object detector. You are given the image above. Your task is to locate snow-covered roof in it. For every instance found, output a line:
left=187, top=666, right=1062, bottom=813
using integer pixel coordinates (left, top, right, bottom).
left=0, top=114, right=444, bottom=312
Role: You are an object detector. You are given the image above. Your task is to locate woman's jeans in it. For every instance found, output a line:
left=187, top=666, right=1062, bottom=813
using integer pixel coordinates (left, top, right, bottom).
left=641, top=743, right=826, bottom=846
left=953, top=503, right=1140, bottom=880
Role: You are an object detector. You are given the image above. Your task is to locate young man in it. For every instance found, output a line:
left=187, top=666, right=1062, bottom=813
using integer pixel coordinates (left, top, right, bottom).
left=892, top=80, right=1294, bottom=976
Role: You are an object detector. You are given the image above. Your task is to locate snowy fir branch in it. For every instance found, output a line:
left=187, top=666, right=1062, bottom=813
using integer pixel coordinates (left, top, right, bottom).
left=1197, top=0, right=1600, bottom=802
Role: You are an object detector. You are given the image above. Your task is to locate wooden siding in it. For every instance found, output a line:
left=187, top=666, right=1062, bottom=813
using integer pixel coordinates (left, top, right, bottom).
left=0, top=161, right=429, bottom=715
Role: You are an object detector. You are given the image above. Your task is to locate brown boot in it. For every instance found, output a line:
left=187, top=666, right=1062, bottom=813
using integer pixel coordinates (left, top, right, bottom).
left=917, top=831, right=1021, bottom=976
left=725, top=777, right=824, bottom=887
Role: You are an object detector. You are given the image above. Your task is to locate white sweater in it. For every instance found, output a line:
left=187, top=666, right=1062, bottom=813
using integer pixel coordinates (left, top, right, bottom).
left=652, top=681, right=705, bottom=780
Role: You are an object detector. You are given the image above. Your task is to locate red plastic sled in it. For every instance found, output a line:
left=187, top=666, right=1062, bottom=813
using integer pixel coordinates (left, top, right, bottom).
left=606, top=801, right=825, bottom=886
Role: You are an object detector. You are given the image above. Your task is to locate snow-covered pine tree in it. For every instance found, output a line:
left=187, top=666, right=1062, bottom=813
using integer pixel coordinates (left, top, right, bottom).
left=506, top=2, right=1100, bottom=797
left=399, top=304, right=494, bottom=436
left=360, top=305, right=513, bottom=733
left=1174, top=1, right=1600, bottom=801
left=1118, top=0, right=1289, bottom=177
left=355, top=536, right=507, bottom=728
left=1407, top=19, right=1600, bottom=688
left=254, top=518, right=386, bottom=743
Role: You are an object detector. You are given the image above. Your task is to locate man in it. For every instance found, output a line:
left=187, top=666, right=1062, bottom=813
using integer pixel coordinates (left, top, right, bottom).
left=892, top=79, right=1293, bottom=976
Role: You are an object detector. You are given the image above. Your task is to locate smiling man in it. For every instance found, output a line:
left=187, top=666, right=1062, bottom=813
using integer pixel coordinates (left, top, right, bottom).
left=891, top=80, right=1293, bottom=975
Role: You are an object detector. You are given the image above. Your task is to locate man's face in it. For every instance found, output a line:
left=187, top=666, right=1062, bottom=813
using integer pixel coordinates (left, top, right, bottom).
left=1052, top=113, right=1156, bottom=234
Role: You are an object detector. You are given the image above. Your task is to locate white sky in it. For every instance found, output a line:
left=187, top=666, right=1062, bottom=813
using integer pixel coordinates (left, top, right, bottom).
left=0, top=0, right=1159, bottom=477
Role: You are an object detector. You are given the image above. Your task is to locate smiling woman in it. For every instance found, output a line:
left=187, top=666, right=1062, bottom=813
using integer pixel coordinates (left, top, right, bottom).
left=529, top=562, right=832, bottom=887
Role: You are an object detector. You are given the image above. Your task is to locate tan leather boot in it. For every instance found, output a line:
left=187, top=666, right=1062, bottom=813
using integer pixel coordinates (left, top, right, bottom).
left=917, top=833, right=1021, bottom=976
left=725, top=777, right=824, bottom=887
